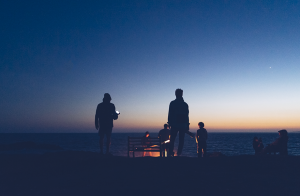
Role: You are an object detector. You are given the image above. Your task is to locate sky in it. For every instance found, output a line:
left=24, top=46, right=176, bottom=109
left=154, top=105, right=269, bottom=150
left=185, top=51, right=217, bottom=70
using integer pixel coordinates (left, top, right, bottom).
left=0, top=0, right=300, bottom=133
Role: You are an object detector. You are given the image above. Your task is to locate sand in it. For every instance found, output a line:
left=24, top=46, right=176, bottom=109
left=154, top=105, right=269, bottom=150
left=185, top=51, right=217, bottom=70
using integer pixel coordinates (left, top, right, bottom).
left=1, top=151, right=300, bottom=196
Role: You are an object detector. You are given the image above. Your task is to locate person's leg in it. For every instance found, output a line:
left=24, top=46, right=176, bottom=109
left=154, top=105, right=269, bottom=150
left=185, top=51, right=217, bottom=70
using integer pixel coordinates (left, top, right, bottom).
left=203, top=142, right=207, bottom=157
left=143, top=145, right=146, bottom=157
left=177, top=130, right=186, bottom=156
left=169, top=129, right=178, bottom=156
left=197, top=146, right=201, bottom=158
left=166, top=143, right=169, bottom=157
left=105, top=128, right=112, bottom=154
left=98, top=130, right=104, bottom=154
left=198, top=143, right=203, bottom=158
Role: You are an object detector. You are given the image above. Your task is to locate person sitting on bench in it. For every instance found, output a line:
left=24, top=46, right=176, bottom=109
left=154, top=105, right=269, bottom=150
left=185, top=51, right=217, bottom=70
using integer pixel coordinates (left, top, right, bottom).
left=142, top=131, right=152, bottom=157
left=262, top=130, right=288, bottom=155
left=253, top=137, right=264, bottom=155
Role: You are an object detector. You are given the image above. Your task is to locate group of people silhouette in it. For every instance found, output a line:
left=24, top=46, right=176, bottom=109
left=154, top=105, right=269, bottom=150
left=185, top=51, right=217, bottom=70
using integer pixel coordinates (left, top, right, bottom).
left=95, top=89, right=288, bottom=157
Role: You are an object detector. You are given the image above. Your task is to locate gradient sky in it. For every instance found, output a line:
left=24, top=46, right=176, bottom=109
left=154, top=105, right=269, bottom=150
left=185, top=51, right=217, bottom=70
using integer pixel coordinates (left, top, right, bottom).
left=1, top=0, right=300, bottom=133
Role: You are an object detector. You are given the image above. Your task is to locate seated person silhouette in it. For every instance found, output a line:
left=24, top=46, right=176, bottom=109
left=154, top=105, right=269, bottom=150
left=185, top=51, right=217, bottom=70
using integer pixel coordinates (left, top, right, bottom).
left=158, top=124, right=171, bottom=157
left=261, top=130, right=288, bottom=155
left=196, top=122, right=208, bottom=158
left=142, top=131, right=152, bottom=157
left=253, top=137, right=264, bottom=155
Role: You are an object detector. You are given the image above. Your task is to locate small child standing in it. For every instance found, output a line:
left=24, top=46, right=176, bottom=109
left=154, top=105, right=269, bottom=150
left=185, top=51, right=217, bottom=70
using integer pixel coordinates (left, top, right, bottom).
left=196, top=122, right=208, bottom=158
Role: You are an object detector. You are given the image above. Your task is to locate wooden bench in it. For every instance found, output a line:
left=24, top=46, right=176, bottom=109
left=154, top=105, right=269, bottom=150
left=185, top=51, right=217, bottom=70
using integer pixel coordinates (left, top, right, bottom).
left=128, top=136, right=162, bottom=157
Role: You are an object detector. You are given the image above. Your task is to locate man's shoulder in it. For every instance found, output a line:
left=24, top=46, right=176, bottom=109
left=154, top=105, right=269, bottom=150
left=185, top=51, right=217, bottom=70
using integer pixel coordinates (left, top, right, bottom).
left=98, top=102, right=115, bottom=106
left=170, top=99, right=176, bottom=105
left=198, top=128, right=207, bottom=132
left=170, top=99, right=188, bottom=105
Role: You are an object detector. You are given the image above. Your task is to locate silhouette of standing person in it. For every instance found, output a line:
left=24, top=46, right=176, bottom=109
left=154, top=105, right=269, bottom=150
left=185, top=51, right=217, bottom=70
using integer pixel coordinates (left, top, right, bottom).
left=158, top=124, right=171, bottom=157
left=168, top=89, right=190, bottom=156
left=95, top=93, right=119, bottom=155
left=196, top=122, right=207, bottom=158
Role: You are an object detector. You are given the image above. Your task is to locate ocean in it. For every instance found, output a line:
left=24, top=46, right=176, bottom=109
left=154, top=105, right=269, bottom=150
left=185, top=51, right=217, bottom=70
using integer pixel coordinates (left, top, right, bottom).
left=0, top=132, right=299, bottom=157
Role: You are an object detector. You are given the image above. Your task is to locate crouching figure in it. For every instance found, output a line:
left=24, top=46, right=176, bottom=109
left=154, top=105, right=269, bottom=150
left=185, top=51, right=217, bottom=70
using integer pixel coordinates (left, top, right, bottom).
left=262, top=130, right=288, bottom=155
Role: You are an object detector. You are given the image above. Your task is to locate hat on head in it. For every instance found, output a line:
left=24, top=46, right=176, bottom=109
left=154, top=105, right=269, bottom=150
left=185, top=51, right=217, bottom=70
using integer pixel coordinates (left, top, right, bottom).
left=278, top=129, right=287, bottom=135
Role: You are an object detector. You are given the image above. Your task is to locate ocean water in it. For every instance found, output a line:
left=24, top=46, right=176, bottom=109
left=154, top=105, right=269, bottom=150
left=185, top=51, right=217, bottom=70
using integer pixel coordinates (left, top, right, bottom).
left=0, top=133, right=299, bottom=157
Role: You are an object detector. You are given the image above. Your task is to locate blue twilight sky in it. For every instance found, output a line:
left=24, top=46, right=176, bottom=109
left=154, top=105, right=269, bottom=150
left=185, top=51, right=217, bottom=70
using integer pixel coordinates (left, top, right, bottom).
left=0, top=0, right=299, bottom=133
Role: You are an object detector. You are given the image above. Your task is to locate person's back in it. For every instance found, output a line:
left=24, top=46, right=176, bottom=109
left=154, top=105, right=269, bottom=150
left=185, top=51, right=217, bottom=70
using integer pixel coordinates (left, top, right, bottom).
left=197, top=128, right=207, bottom=142
left=95, top=93, right=118, bottom=155
left=168, top=88, right=190, bottom=156
left=142, top=132, right=152, bottom=157
left=168, top=98, right=189, bottom=129
left=261, top=130, right=288, bottom=155
left=158, top=124, right=171, bottom=142
left=196, top=122, right=207, bottom=158
left=96, top=102, right=115, bottom=129
left=271, top=130, right=288, bottom=155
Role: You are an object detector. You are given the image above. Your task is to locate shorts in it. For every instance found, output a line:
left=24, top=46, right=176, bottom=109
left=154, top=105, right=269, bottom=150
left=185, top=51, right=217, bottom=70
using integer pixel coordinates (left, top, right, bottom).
left=98, top=127, right=112, bottom=138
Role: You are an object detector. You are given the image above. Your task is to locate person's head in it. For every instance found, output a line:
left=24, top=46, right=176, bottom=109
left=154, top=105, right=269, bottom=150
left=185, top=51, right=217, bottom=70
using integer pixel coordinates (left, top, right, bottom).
left=175, top=88, right=183, bottom=98
left=145, top=131, right=150, bottom=137
left=164, top=124, right=169, bottom=129
left=253, top=136, right=258, bottom=142
left=103, top=93, right=111, bottom=102
left=278, top=129, right=287, bottom=137
left=198, top=122, right=204, bottom=128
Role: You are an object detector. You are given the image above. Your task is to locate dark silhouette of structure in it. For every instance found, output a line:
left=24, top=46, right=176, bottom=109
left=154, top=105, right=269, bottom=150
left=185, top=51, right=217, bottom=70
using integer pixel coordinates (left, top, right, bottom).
left=196, top=122, right=208, bottom=158
left=158, top=124, right=171, bottom=157
left=95, top=93, right=119, bottom=155
left=262, top=130, right=288, bottom=155
left=168, top=88, right=190, bottom=156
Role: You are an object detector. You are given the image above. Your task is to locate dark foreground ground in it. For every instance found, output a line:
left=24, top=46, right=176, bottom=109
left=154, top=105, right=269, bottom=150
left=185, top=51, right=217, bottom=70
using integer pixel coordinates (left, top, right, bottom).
left=1, top=152, right=300, bottom=196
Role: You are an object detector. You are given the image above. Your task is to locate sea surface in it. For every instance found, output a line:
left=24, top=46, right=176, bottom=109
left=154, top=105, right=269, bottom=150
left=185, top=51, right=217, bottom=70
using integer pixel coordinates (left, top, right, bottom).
left=0, top=133, right=300, bottom=157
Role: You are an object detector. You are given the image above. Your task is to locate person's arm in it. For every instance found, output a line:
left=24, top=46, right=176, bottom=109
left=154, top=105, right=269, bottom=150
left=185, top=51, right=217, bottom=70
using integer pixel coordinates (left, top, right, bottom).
left=95, top=105, right=99, bottom=130
left=186, top=104, right=189, bottom=128
left=271, top=138, right=280, bottom=146
left=168, top=102, right=173, bottom=127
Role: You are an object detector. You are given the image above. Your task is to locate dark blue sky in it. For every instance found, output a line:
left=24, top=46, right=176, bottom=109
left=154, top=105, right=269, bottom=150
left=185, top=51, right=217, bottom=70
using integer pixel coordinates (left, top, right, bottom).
left=1, top=0, right=300, bottom=132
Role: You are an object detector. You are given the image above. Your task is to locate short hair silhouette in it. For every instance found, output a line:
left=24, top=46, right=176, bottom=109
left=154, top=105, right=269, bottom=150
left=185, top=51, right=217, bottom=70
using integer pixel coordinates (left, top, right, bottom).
left=103, top=93, right=111, bottom=102
left=164, top=124, right=168, bottom=128
left=175, top=89, right=183, bottom=97
left=198, top=122, right=204, bottom=127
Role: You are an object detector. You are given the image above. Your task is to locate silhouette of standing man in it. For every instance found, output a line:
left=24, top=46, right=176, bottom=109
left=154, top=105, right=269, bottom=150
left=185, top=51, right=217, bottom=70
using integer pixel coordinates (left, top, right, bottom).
left=168, top=89, right=189, bottom=156
left=95, top=93, right=119, bottom=155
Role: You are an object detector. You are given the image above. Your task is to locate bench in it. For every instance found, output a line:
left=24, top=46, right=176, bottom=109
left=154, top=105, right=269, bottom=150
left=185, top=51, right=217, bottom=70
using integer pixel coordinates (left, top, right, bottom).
left=128, top=136, right=162, bottom=157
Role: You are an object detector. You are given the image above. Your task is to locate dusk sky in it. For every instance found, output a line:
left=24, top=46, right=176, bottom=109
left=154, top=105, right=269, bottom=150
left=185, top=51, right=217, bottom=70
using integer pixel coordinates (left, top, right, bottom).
left=1, top=0, right=299, bottom=133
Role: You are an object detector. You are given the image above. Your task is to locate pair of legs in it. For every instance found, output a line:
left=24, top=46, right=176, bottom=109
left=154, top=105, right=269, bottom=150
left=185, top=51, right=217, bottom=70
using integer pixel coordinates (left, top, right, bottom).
left=143, top=146, right=152, bottom=157
left=169, top=128, right=186, bottom=156
left=98, top=128, right=112, bottom=154
left=161, top=143, right=169, bottom=157
left=197, top=141, right=207, bottom=158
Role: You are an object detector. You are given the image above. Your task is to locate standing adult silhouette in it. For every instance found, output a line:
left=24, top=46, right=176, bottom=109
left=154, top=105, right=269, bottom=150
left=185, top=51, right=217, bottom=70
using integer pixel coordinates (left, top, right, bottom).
left=95, top=93, right=119, bottom=155
left=168, top=89, right=189, bottom=156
